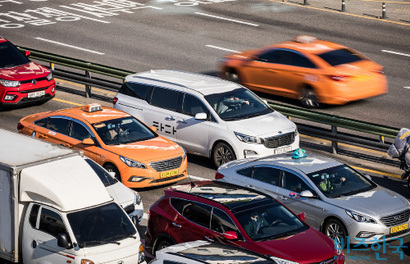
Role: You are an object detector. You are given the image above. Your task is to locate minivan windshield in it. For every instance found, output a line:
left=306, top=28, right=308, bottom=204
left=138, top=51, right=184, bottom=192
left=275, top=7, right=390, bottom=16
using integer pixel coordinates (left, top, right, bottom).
left=67, top=202, right=136, bottom=247
left=307, top=165, right=376, bottom=198
left=0, top=41, right=30, bottom=68
left=205, top=88, right=272, bottom=121
left=92, top=116, right=157, bottom=145
left=235, top=201, right=307, bottom=241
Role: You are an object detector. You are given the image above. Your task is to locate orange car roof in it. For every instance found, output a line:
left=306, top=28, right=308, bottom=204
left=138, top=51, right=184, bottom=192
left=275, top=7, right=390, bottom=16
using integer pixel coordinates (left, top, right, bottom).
left=53, top=105, right=130, bottom=124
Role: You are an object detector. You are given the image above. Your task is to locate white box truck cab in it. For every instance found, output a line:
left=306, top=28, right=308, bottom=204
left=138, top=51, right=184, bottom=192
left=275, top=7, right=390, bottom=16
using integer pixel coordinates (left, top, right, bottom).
left=0, top=129, right=146, bottom=264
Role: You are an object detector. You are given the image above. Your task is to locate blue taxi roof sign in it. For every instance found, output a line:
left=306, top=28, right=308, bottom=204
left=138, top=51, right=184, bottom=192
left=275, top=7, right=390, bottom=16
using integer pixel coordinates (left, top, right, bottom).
left=292, top=148, right=307, bottom=159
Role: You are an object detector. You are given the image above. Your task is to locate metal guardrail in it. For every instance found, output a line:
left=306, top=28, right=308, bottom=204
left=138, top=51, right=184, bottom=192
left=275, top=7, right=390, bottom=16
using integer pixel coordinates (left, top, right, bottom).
left=17, top=46, right=400, bottom=154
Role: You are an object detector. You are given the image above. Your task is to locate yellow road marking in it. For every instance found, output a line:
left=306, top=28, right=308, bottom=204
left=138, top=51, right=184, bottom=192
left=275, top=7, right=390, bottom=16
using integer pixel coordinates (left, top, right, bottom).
left=56, top=78, right=117, bottom=95
left=352, top=166, right=402, bottom=179
left=269, top=0, right=410, bottom=27
left=52, top=98, right=83, bottom=106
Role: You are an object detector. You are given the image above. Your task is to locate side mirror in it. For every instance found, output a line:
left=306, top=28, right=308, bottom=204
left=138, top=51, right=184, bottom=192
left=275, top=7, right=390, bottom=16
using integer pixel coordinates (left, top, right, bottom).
left=194, top=113, right=207, bottom=120
left=25, top=50, right=31, bottom=57
left=150, top=126, right=157, bottom=132
left=82, top=138, right=95, bottom=145
left=300, top=190, right=315, bottom=198
left=297, top=213, right=307, bottom=222
left=223, top=231, right=238, bottom=240
left=57, top=233, right=72, bottom=249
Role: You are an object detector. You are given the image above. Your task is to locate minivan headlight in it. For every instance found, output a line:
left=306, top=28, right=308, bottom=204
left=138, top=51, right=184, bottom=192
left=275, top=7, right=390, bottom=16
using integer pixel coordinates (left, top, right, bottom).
left=269, top=256, right=299, bottom=264
left=234, top=132, right=264, bottom=144
left=346, top=210, right=376, bottom=223
left=0, top=78, right=20, bottom=87
left=120, top=156, right=147, bottom=169
left=46, top=72, right=53, bottom=81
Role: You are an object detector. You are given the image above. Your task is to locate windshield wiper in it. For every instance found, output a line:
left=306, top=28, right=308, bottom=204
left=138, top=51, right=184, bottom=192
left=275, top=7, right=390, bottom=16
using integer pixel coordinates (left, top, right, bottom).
left=80, top=239, right=119, bottom=247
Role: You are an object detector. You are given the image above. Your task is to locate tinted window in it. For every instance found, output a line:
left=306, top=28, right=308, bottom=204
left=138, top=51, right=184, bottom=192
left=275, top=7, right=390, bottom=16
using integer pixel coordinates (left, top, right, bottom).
left=211, top=208, right=239, bottom=235
left=237, top=167, right=253, bottom=177
left=318, top=49, right=363, bottom=66
left=282, top=172, right=310, bottom=193
left=291, top=53, right=317, bottom=68
left=85, top=159, right=117, bottom=186
left=171, top=199, right=212, bottom=228
left=253, top=167, right=280, bottom=186
left=29, top=204, right=40, bottom=228
left=39, top=208, right=68, bottom=239
left=71, top=122, right=92, bottom=141
left=258, top=49, right=316, bottom=68
left=34, top=118, right=48, bottom=128
left=182, top=94, right=209, bottom=117
left=0, top=41, right=30, bottom=68
left=257, top=49, right=285, bottom=63
left=119, top=82, right=153, bottom=101
left=46, top=118, right=70, bottom=135
left=150, top=87, right=182, bottom=112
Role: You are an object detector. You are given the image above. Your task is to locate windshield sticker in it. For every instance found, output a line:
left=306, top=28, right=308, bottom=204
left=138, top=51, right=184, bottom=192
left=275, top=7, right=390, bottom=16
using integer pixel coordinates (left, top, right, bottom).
left=94, top=123, right=105, bottom=128
left=289, top=192, right=300, bottom=199
left=122, top=118, right=132, bottom=124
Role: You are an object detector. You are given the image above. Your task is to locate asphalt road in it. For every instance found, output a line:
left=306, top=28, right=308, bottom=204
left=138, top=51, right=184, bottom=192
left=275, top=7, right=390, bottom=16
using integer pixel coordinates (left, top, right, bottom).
left=1, top=0, right=410, bottom=263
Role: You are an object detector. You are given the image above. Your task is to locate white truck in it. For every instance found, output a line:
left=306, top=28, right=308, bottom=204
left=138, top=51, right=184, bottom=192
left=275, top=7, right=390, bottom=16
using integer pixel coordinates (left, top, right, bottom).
left=0, top=129, right=146, bottom=264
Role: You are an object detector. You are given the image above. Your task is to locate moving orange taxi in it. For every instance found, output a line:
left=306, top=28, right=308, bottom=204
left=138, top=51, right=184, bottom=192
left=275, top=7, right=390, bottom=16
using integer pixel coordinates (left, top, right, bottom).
left=17, top=104, right=188, bottom=188
left=219, top=36, right=388, bottom=108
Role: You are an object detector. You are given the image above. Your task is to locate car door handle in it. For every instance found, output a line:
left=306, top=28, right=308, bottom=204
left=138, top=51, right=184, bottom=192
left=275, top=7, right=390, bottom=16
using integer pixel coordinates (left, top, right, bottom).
left=38, top=134, right=47, bottom=139
left=177, top=119, right=187, bottom=124
left=280, top=195, right=288, bottom=200
left=204, top=236, right=214, bottom=242
left=172, top=222, right=181, bottom=228
left=60, top=143, right=72, bottom=148
left=165, top=116, right=175, bottom=121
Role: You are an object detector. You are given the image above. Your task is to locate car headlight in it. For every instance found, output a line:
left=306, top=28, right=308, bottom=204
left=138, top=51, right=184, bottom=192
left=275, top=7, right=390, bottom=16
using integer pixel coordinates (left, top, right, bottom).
left=0, top=78, right=20, bottom=87
left=181, top=146, right=187, bottom=159
left=120, top=156, right=147, bottom=169
left=269, top=256, right=299, bottom=264
left=234, top=132, right=264, bottom=144
left=46, top=72, right=53, bottom=81
left=346, top=210, right=376, bottom=223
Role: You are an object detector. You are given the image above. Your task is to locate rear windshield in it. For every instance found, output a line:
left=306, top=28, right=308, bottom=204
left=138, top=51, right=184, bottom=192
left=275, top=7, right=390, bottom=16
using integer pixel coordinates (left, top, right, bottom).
left=0, top=41, right=30, bottom=68
left=318, top=49, right=364, bottom=66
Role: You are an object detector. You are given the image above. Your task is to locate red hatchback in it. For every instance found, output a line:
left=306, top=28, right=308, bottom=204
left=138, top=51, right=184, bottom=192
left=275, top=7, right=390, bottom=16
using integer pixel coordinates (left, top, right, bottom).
left=146, top=181, right=344, bottom=264
left=0, top=38, right=55, bottom=107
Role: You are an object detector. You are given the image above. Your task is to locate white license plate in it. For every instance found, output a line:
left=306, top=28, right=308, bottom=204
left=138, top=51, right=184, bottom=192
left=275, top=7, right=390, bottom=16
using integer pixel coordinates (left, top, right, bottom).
left=273, top=146, right=292, bottom=155
left=28, top=91, right=45, bottom=98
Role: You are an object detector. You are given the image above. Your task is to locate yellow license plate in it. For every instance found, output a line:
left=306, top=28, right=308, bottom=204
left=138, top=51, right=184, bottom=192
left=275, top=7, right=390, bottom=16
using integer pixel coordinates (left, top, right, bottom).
left=160, top=169, right=179, bottom=178
left=390, top=223, right=408, bottom=234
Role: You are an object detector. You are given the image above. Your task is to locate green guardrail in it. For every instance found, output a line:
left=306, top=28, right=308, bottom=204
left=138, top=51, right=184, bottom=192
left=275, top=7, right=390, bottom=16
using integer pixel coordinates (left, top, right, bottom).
left=17, top=46, right=401, bottom=153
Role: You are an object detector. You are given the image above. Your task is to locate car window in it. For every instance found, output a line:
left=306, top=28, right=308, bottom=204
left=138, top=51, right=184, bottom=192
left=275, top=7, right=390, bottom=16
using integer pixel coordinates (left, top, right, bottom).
left=46, top=117, right=70, bottom=135
left=0, top=41, right=30, bottom=68
left=182, top=94, right=209, bottom=117
left=237, top=167, right=253, bottom=177
left=150, top=87, right=182, bottom=112
left=119, top=82, right=153, bottom=102
left=171, top=199, right=212, bottom=228
left=282, top=171, right=310, bottom=193
left=71, top=121, right=92, bottom=141
left=253, top=167, right=280, bottom=186
left=256, top=49, right=285, bottom=63
left=211, top=208, right=241, bottom=238
left=317, top=48, right=364, bottom=66
left=290, top=53, right=317, bottom=68
left=39, top=208, right=70, bottom=241
left=29, top=204, right=40, bottom=228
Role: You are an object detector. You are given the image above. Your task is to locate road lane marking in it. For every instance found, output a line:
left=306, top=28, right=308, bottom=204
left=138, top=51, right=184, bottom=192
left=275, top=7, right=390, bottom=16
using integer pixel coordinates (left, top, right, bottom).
left=351, top=166, right=401, bottom=179
left=195, top=12, right=259, bottom=27
left=404, top=86, right=410, bottom=89
left=382, top=50, right=410, bottom=57
left=35, top=37, right=105, bottom=55
left=52, top=98, right=83, bottom=106
left=206, top=45, right=239, bottom=53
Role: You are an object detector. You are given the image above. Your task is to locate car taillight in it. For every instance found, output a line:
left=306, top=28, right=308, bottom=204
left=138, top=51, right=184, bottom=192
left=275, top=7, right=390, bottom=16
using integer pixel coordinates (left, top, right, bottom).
left=17, top=122, right=24, bottom=131
left=113, top=97, right=118, bottom=105
left=327, top=75, right=350, bottom=81
left=215, top=172, right=224, bottom=180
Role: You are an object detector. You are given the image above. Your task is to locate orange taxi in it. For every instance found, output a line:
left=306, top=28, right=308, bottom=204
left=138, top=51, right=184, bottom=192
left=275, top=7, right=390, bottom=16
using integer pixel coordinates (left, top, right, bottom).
left=219, top=35, right=388, bottom=107
left=17, top=103, right=188, bottom=188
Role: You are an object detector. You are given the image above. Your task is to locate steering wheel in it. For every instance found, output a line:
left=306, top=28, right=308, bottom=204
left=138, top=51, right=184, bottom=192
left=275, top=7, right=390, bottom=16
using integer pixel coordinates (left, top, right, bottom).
left=269, top=219, right=283, bottom=227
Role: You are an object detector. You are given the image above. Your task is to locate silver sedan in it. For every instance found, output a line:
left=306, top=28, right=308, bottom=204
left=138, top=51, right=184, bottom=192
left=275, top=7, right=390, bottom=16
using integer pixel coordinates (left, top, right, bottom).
left=215, top=150, right=410, bottom=245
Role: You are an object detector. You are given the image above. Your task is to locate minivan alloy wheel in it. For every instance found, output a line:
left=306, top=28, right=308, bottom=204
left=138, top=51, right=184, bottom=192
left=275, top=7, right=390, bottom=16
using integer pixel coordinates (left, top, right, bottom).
left=213, top=142, right=236, bottom=168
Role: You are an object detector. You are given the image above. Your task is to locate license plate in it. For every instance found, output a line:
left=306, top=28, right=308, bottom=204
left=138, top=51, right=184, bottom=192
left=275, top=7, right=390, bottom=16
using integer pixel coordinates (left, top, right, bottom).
left=160, top=169, right=179, bottom=178
left=273, top=146, right=292, bottom=155
left=390, top=223, right=408, bottom=234
left=28, top=90, right=45, bottom=98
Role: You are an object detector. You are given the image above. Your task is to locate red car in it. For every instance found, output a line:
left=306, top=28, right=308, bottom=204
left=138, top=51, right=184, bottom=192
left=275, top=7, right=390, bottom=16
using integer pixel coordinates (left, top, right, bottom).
left=146, top=181, right=344, bottom=264
left=0, top=37, right=55, bottom=107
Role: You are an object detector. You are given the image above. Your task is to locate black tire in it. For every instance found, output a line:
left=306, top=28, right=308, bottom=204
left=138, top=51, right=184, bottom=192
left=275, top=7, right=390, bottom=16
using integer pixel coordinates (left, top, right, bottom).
left=323, top=218, right=348, bottom=247
left=212, top=142, right=236, bottom=168
left=225, top=70, right=241, bottom=83
left=103, top=163, right=121, bottom=182
left=155, top=239, right=174, bottom=254
left=300, top=87, right=320, bottom=108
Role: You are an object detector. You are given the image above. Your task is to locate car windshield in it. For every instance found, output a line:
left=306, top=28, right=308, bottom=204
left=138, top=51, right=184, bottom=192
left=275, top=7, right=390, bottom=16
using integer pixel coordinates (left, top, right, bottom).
left=84, top=159, right=117, bottom=187
left=67, top=202, right=136, bottom=247
left=317, top=48, right=364, bottom=66
left=235, top=200, right=307, bottom=241
left=307, top=165, right=376, bottom=198
left=92, top=116, right=157, bottom=145
left=205, top=88, right=272, bottom=121
left=0, top=41, right=30, bottom=68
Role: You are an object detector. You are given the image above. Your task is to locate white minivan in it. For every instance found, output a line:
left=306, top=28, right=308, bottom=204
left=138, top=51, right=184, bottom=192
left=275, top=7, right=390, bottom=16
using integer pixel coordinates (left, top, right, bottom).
left=113, top=70, right=299, bottom=167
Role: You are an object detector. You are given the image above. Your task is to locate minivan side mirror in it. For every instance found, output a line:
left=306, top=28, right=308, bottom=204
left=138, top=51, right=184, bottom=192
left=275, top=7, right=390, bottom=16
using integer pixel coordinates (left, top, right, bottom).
left=150, top=126, right=157, bottom=132
left=57, top=233, right=72, bottom=249
left=194, top=113, right=207, bottom=120
left=223, top=231, right=238, bottom=240
left=82, top=138, right=95, bottom=145
left=300, top=190, right=315, bottom=198
left=297, top=213, right=307, bottom=222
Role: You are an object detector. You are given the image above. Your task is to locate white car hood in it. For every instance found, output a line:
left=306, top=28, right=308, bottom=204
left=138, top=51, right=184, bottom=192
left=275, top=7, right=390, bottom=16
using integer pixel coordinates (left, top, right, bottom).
left=105, top=182, right=135, bottom=208
left=328, top=187, right=410, bottom=217
left=225, top=111, right=296, bottom=137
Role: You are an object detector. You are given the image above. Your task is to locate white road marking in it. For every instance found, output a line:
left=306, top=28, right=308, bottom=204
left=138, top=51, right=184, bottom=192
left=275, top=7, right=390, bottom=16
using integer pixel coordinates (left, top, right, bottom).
left=195, top=12, right=259, bottom=27
left=206, top=45, right=239, bottom=53
left=188, top=175, right=207, bottom=181
left=382, top=50, right=410, bottom=57
left=35, top=37, right=105, bottom=55
left=404, top=86, right=410, bottom=89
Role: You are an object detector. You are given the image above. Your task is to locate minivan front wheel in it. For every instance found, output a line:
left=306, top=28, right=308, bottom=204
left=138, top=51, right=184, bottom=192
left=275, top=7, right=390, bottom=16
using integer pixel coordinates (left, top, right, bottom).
left=212, top=142, right=236, bottom=168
